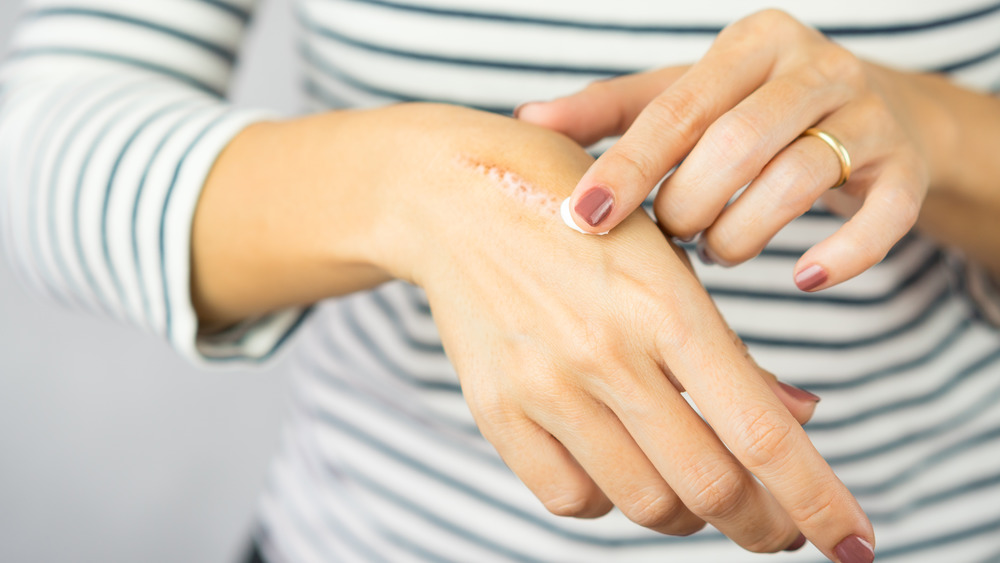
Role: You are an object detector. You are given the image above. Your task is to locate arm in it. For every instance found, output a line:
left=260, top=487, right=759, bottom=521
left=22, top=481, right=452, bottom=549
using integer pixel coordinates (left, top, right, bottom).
left=0, top=4, right=864, bottom=557
left=0, top=0, right=297, bottom=362
left=885, top=67, right=1000, bottom=281
left=193, top=101, right=871, bottom=561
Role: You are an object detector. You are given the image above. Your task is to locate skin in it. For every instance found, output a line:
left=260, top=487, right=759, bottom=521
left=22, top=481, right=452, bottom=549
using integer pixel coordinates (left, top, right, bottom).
left=190, top=102, right=870, bottom=558
left=520, top=9, right=1000, bottom=290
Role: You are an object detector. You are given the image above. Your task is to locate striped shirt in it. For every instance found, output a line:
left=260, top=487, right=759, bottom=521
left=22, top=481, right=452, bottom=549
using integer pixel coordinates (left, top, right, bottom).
left=2, top=1, right=1000, bottom=561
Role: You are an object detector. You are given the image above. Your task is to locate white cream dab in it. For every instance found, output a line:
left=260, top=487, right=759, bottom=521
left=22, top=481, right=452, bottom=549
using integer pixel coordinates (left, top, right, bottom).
left=457, top=156, right=561, bottom=217
left=560, top=198, right=609, bottom=235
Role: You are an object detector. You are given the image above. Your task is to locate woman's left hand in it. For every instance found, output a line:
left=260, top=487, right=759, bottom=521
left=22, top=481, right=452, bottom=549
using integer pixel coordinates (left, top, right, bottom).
left=517, top=9, right=937, bottom=291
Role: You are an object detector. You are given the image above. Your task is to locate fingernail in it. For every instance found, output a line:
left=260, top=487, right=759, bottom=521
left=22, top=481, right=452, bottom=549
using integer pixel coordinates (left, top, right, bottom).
left=560, top=198, right=609, bottom=235
left=834, top=535, right=874, bottom=563
left=574, top=186, right=614, bottom=227
left=795, top=264, right=828, bottom=292
left=695, top=237, right=714, bottom=266
left=784, top=533, right=807, bottom=552
left=778, top=381, right=821, bottom=403
left=512, top=102, right=538, bottom=118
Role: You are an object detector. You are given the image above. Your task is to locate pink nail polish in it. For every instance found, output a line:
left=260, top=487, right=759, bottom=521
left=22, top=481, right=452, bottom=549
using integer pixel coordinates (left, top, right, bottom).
left=778, top=381, right=821, bottom=403
left=795, top=264, right=827, bottom=292
left=834, top=535, right=874, bottom=563
left=784, top=533, right=807, bottom=552
left=574, top=187, right=614, bottom=227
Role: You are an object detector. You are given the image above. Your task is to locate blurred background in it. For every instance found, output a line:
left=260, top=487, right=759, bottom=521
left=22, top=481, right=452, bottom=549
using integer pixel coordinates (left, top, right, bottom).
left=0, top=1, right=302, bottom=561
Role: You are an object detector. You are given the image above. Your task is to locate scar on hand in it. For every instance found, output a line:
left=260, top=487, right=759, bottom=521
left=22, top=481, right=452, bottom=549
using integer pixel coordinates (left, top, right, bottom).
left=456, top=155, right=561, bottom=217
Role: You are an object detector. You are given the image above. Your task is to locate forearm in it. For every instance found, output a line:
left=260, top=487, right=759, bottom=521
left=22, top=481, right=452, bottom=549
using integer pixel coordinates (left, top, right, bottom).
left=191, top=103, right=591, bottom=330
left=878, top=67, right=1000, bottom=278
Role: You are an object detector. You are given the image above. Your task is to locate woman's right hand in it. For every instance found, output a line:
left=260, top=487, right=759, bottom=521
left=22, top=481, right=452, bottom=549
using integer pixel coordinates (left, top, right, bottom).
left=194, top=103, right=872, bottom=560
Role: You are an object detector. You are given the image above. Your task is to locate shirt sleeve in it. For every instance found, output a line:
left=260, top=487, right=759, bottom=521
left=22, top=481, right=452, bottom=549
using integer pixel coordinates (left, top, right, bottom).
left=0, top=0, right=308, bottom=366
left=966, top=261, right=1000, bottom=328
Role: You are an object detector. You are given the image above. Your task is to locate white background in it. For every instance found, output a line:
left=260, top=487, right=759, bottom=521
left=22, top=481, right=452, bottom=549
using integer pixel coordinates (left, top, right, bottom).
left=0, top=1, right=302, bottom=561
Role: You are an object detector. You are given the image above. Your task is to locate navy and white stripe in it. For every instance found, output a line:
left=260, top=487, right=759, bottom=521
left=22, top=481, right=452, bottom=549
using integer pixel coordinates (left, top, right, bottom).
left=0, top=0, right=302, bottom=361
left=3, top=1, right=1000, bottom=561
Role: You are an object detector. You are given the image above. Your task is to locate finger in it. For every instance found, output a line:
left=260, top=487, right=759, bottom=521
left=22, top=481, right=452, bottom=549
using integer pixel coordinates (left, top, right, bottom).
left=564, top=28, right=780, bottom=234
left=765, top=373, right=820, bottom=426
left=478, top=409, right=613, bottom=518
left=726, top=328, right=821, bottom=426
left=657, top=268, right=874, bottom=560
left=515, top=67, right=689, bottom=146
left=665, top=243, right=821, bottom=424
left=655, top=69, right=852, bottom=241
left=698, top=97, right=889, bottom=267
left=655, top=281, right=821, bottom=425
left=794, top=163, right=925, bottom=291
left=585, top=359, right=805, bottom=552
left=526, top=388, right=705, bottom=535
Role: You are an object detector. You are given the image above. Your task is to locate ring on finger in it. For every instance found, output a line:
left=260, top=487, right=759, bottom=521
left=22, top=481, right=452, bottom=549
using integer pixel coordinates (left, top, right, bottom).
left=800, top=127, right=852, bottom=189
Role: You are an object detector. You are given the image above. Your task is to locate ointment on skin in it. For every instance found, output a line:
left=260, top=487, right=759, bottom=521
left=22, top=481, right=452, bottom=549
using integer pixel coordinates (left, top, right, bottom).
left=560, top=198, right=609, bottom=235
left=457, top=156, right=561, bottom=217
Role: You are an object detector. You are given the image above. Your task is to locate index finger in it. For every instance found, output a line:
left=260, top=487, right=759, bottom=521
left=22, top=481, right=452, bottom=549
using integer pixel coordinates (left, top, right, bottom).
left=564, top=24, right=781, bottom=234
left=660, top=272, right=875, bottom=562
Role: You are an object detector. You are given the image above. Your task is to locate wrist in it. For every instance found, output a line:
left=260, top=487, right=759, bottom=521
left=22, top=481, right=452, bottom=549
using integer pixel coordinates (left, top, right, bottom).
left=192, top=102, right=593, bottom=328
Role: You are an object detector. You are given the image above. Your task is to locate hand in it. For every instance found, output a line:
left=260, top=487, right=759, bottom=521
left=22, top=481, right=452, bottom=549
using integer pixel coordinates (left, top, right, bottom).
left=517, top=9, right=932, bottom=292
left=195, top=102, right=870, bottom=560
left=377, top=105, right=872, bottom=560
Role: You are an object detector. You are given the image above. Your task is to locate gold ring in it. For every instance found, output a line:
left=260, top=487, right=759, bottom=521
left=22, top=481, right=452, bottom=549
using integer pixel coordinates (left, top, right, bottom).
left=800, top=127, right=851, bottom=189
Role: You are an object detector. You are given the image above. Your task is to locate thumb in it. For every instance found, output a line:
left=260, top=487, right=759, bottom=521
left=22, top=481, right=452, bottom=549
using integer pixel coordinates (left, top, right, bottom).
left=515, top=67, right=688, bottom=147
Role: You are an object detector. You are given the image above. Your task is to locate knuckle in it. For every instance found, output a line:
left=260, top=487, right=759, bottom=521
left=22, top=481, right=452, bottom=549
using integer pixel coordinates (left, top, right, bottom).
left=562, top=321, right=619, bottom=372
left=704, top=230, right=760, bottom=265
left=608, top=146, right=659, bottom=186
left=885, top=184, right=922, bottom=227
left=815, top=45, right=865, bottom=87
left=655, top=209, right=699, bottom=240
left=853, top=187, right=921, bottom=263
left=730, top=405, right=796, bottom=471
left=755, top=8, right=798, bottom=28
left=786, top=487, right=839, bottom=529
left=622, top=488, right=684, bottom=529
left=728, top=9, right=796, bottom=40
left=847, top=230, right=887, bottom=267
left=465, top=383, right=515, bottom=431
left=706, top=112, right=765, bottom=172
left=742, top=527, right=800, bottom=554
left=767, top=158, right=829, bottom=212
left=654, top=195, right=712, bottom=239
left=686, top=466, right=751, bottom=520
left=856, top=93, right=893, bottom=131
left=469, top=394, right=508, bottom=429
left=672, top=516, right=709, bottom=537
left=541, top=487, right=608, bottom=518
left=646, top=88, right=711, bottom=143
left=652, top=296, right=697, bottom=354
left=583, top=78, right=612, bottom=97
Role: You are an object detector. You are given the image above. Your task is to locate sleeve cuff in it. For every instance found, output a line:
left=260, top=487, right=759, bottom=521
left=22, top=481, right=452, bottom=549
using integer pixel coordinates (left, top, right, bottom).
left=161, top=107, right=310, bottom=366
